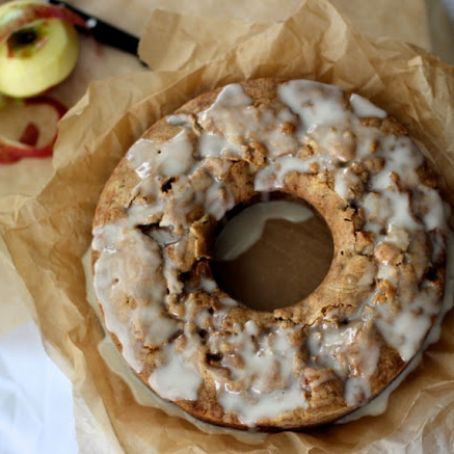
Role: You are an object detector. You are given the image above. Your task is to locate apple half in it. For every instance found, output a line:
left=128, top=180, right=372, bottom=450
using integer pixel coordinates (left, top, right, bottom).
left=0, top=1, right=81, bottom=98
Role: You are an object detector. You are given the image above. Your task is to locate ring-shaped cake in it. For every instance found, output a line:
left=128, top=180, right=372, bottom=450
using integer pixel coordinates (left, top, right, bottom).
left=92, top=79, right=448, bottom=430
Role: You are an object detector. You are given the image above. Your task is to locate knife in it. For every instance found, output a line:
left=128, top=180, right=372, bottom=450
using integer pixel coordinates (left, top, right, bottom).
left=48, top=0, right=140, bottom=57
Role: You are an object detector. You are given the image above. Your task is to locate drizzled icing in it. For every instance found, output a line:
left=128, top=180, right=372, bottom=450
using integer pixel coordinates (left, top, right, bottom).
left=93, top=222, right=179, bottom=372
left=92, top=79, right=449, bottom=428
left=349, top=94, right=387, bottom=119
left=149, top=342, right=202, bottom=401
left=339, top=231, right=454, bottom=422
left=211, top=321, right=308, bottom=424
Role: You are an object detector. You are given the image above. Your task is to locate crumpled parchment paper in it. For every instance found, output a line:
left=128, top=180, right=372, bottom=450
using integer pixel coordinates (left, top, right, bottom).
left=0, top=0, right=453, bottom=452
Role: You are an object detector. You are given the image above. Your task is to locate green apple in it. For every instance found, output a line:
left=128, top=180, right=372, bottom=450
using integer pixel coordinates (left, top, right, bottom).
left=0, top=1, right=80, bottom=98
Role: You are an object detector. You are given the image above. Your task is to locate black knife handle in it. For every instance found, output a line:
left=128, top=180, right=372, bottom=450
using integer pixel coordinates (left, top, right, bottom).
left=48, top=0, right=140, bottom=56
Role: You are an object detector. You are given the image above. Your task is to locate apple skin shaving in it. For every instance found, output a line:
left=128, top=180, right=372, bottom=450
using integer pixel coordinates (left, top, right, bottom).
left=0, top=96, right=67, bottom=164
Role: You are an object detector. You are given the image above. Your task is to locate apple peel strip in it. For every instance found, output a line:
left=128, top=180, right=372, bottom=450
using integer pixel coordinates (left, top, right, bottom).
left=0, top=96, right=67, bottom=164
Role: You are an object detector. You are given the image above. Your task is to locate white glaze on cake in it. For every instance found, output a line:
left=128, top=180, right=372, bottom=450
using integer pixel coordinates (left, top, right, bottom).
left=211, top=322, right=308, bottom=425
left=92, top=80, right=449, bottom=428
left=349, top=93, right=387, bottom=119
left=339, top=231, right=454, bottom=422
left=93, top=222, right=179, bottom=372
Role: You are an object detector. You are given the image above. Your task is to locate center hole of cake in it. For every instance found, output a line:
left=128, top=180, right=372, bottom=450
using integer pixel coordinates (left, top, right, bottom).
left=211, top=198, right=334, bottom=311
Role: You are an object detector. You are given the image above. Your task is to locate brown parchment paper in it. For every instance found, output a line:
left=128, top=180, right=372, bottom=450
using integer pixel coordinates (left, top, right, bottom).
left=1, top=0, right=454, bottom=452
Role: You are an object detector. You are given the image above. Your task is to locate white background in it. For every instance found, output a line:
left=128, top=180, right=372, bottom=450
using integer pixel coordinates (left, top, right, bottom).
left=0, top=322, right=77, bottom=454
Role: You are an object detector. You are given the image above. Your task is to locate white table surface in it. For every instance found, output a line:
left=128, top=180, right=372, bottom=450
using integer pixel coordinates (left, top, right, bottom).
left=0, top=323, right=77, bottom=454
